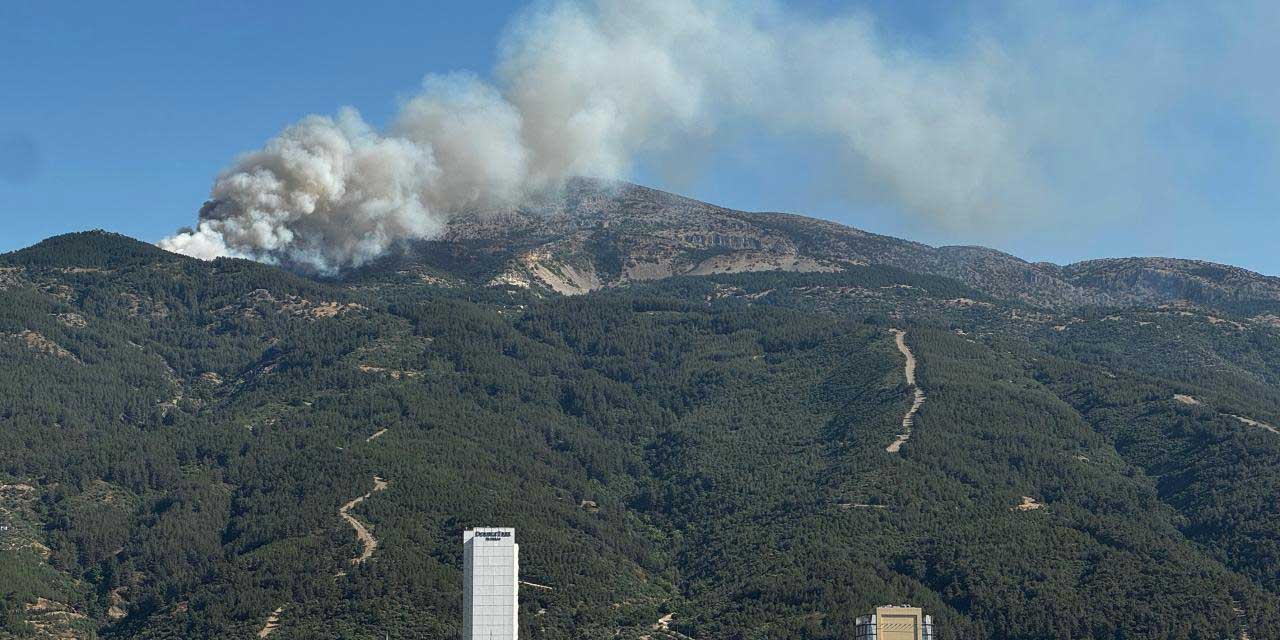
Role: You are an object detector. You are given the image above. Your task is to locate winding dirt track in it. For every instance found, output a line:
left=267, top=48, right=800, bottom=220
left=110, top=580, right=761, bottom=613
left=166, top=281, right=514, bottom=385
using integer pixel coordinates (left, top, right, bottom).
left=649, top=613, right=697, bottom=640
left=1174, top=394, right=1277, bottom=435
left=257, top=606, right=283, bottom=638
left=887, top=329, right=925, bottom=453
left=340, top=476, right=389, bottom=565
left=1230, top=414, right=1279, bottom=435
left=1232, top=599, right=1252, bottom=640
left=258, top=457, right=390, bottom=635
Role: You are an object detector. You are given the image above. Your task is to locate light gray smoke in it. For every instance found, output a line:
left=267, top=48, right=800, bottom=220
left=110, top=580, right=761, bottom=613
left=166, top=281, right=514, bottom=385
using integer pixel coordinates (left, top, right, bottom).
left=161, top=0, right=1268, bottom=272
left=162, top=109, right=439, bottom=272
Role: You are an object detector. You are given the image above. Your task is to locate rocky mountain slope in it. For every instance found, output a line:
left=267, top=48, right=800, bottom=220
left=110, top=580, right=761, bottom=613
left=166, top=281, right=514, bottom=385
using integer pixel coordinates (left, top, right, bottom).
left=366, top=178, right=1280, bottom=314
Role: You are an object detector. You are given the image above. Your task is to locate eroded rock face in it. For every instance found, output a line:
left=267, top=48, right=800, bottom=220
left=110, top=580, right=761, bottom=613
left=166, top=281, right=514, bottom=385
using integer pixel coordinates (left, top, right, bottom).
left=0, top=267, right=25, bottom=290
left=1061, top=258, right=1280, bottom=309
left=489, top=247, right=604, bottom=295
left=445, top=180, right=848, bottom=295
left=54, top=312, right=88, bottom=328
left=217, top=289, right=365, bottom=320
left=5, top=330, right=80, bottom=363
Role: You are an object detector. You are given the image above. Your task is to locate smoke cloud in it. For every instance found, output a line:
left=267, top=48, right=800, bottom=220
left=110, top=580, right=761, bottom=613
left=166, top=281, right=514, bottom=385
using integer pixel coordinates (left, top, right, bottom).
left=162, top=109, right=439, bottom=272
left=161, top=0, right=1273, bottom=272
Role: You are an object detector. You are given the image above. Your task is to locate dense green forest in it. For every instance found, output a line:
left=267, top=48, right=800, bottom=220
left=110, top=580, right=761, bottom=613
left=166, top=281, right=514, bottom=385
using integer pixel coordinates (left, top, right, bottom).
left=1, top=232, right=1279, bottom=639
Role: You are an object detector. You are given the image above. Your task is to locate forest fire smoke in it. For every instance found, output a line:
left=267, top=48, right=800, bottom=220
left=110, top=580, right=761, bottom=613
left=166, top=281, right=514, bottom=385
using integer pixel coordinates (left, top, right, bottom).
left=161, top=0, right=1246, bottom=272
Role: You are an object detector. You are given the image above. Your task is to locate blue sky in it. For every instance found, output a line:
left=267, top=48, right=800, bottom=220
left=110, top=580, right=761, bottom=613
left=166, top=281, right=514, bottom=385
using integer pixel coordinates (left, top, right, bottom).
left=2, top=1, right=1277, bottom=274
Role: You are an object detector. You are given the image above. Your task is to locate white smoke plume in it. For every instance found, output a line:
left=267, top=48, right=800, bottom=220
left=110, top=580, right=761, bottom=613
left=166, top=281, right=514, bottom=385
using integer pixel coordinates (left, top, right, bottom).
left=161, top=0, right=1271, bottom=272
left=163, top=109, right=439, bottom=272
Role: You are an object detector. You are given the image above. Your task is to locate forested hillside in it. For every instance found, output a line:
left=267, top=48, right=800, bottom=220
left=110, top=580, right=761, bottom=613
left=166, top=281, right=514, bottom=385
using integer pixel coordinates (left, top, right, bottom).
left=2, top=221, right=1279, bottom=639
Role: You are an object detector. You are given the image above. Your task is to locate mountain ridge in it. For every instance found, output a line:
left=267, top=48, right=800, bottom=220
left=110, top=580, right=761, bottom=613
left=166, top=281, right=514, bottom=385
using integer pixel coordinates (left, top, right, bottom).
left=9, top=181, right=1277, bottom=315
left=340, top=178, right=1280, bottom=313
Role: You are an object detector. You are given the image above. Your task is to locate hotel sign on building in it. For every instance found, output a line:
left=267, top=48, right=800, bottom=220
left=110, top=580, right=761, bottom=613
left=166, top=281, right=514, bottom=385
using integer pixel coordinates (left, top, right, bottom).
left=463, top=527, right=519, bottom=640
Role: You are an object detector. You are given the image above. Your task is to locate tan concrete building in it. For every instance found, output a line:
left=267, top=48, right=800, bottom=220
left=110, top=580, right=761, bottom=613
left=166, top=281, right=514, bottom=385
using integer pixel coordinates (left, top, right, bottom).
left=854, top=605, right=935, bottom=640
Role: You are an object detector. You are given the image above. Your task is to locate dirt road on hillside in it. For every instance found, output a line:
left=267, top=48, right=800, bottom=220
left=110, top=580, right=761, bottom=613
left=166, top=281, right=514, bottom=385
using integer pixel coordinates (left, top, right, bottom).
left=887, top=330, right=925, bottom=453
left=340, top=476, right=389, bottom=565
left=257, top=606, right=283, bottom=638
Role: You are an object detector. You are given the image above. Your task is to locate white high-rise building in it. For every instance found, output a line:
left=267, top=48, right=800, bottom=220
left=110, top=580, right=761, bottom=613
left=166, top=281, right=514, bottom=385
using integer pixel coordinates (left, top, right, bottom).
left=463, top=528, right=519, bottom=640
